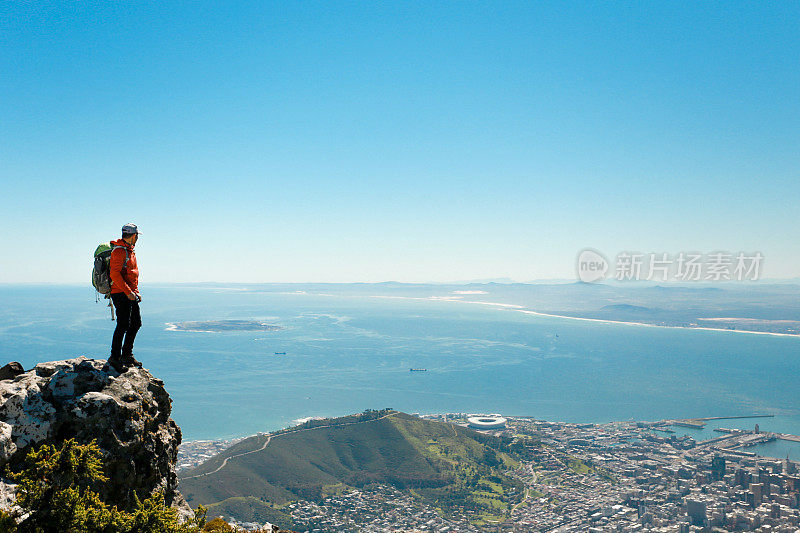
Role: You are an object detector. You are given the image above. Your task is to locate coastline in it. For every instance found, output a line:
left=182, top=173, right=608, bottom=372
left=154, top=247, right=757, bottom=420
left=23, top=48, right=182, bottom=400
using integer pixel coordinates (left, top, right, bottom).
left=514, top=308, right=800, bottom=338
left=178, top=413, right=800, bottom=466
left=164, top=320, right=283, bottom=333
left=368, top=294, right=800, bottom=338
left=164, top=322, right=216, bottom=333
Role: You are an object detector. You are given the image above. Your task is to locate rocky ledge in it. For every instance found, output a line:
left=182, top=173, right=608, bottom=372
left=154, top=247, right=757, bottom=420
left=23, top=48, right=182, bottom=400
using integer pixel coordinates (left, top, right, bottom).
left=0, top=357, right=190, bottom=517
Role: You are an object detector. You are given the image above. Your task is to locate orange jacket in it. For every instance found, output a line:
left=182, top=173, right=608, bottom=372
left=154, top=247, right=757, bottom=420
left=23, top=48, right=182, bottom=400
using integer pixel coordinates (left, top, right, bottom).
left=109, top=239, right=139, bottom=296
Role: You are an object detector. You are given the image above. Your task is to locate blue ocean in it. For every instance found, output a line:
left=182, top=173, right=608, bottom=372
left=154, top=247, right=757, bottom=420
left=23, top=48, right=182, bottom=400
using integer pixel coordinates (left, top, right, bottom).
left=2, top=284, right=799, bottom=459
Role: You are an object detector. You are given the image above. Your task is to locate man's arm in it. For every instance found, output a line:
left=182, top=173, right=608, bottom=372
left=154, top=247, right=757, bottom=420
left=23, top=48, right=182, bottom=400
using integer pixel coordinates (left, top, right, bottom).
left=109, top=247, right=134, bottom=298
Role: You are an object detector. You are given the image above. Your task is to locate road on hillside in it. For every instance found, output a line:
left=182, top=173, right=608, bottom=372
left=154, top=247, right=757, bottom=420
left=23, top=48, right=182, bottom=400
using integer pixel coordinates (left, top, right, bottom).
left=179, top=412, right=397, bottom=480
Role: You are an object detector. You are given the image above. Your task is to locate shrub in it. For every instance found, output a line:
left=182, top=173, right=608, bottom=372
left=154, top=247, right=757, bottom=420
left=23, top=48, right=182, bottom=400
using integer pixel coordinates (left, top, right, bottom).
left=3, top=439, right=207, bottom=533
left=201, top=517, right=235, bottom=532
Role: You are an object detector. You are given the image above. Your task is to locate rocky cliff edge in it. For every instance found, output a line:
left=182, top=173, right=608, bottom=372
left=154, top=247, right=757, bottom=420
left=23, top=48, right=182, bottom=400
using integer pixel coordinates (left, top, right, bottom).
left=0, top=357, right=190, bottom=518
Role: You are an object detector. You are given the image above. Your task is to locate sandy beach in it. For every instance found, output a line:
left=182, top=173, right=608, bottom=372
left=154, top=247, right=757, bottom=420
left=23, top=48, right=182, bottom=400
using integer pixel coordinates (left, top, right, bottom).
left=369, top=294, right=800, bottom=338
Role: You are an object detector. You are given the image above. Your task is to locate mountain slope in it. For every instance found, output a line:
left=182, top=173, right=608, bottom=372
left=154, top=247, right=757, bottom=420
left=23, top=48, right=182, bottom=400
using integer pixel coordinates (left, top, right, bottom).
left=179, top=411, right=522, bottom=525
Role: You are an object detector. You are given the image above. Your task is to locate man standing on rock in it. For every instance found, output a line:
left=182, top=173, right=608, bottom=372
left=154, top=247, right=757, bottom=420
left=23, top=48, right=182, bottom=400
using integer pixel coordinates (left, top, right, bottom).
left=108, top=223, right=143, bottom=371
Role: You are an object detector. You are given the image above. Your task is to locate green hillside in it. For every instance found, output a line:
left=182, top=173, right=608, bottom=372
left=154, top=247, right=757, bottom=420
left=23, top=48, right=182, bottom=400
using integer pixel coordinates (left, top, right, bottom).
left=204, top=497, right=294, bottom=528
left=179, top=410, right=523, bottom=526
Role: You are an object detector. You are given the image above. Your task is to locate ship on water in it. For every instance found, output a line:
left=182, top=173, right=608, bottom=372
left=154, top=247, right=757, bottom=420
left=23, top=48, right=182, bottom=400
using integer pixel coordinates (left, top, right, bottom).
left=409, top=368, right=427, bottom=372
left=274, top=352, right=287, bottom=355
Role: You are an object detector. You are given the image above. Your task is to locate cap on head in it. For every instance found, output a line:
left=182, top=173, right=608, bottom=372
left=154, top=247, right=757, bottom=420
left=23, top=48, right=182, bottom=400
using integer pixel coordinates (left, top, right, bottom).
left=121, top=223, right=141, bottom=235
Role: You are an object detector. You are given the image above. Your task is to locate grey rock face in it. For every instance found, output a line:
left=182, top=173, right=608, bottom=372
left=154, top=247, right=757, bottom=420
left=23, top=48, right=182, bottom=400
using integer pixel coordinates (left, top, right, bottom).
left=0, top=356, right=190, bottom=516
left=0, top=363, right=24, bottom=382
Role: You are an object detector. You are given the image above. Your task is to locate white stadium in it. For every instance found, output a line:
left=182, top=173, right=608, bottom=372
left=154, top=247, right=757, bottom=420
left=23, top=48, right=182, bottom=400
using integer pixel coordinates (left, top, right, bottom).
left=467, top=415, right=507, bottom=430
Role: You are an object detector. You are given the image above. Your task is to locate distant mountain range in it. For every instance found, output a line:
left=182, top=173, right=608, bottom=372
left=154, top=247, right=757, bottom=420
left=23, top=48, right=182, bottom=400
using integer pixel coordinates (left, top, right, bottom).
left=178, top=411, right=524, bottom=528
left=157, top=280, right=800, bottom=334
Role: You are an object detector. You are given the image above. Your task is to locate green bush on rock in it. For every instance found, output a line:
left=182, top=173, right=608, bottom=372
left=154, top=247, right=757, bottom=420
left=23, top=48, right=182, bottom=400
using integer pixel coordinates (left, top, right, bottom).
left=1, top=439, right=207, bottom=533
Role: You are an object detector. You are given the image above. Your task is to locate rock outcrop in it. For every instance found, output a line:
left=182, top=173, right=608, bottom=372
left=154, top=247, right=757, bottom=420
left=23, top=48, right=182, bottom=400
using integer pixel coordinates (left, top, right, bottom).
left=0, top=363, right=23, bottom=382
left=0, top=357, right=190, bottom=517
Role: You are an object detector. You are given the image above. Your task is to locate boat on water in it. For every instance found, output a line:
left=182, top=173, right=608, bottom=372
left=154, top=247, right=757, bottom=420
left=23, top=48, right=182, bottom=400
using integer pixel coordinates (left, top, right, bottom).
left=409, top=368, right=427, bottom=372
left=274, top=352, right=287, bottom=355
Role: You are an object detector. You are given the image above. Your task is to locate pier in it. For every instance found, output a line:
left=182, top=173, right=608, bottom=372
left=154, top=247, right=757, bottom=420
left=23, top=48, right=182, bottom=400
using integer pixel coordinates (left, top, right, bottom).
left=696, top=434, right=739, bottom=447
left=664, top=414, right=775, bottom=430
left=695, top=415, right=775, bottom=422
left=658, top=414, right=800, bottom=452
left=673, top=420, right=705, bottom=429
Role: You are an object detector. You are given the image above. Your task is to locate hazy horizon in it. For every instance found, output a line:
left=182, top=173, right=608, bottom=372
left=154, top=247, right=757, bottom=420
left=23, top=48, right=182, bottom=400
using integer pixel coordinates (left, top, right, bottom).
left=3, top=278, right=800, bottom=287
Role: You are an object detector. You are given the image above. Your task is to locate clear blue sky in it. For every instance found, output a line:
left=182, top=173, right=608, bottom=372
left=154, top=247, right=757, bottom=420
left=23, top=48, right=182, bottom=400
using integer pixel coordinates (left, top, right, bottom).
left=1, top=2, right=798, bottom=283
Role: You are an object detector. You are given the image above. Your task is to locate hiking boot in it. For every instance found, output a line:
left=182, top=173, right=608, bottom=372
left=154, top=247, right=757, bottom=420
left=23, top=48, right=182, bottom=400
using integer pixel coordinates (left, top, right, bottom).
left=106, top=357, right=128, bottom=372
left=120, top=354, right=142, bottom=368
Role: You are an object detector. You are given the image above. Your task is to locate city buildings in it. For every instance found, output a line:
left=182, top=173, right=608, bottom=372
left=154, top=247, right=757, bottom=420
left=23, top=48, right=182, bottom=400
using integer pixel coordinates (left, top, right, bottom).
left=180, top=415, right=800, bottom=532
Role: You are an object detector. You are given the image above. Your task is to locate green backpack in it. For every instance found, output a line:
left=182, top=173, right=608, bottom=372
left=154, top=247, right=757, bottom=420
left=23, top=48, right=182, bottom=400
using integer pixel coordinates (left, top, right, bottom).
left=92, top=242, right=128, bottom=295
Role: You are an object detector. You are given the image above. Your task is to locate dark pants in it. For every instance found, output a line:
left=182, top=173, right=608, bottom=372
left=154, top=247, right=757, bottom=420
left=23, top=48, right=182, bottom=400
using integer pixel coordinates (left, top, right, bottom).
left=111, top=293, right=141, bottom=358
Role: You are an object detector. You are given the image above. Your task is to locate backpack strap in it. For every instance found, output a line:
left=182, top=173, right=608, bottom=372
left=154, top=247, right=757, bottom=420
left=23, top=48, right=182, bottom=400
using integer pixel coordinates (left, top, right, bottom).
left=111, top=245, right=130, bottom=271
